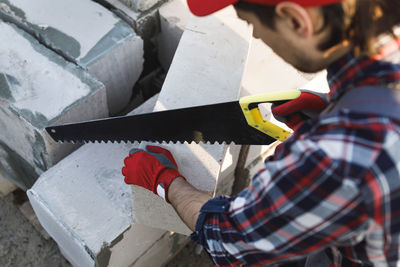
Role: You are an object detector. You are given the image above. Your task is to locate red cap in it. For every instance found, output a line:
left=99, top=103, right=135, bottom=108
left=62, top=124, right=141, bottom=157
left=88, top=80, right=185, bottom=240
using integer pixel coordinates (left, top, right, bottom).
left=187, top=0, right=344, bottom=16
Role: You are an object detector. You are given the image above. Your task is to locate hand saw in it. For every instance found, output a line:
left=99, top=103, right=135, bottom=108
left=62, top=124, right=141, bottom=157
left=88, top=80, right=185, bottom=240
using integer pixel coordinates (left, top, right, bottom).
left=45, top=89, right=301, bottom=145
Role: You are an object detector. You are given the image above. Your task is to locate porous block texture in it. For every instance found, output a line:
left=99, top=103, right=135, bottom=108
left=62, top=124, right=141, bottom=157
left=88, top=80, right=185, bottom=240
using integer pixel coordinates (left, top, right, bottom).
left=0, top=21, right=107, bottom=189
left=0, top=0, right=144, bottom=115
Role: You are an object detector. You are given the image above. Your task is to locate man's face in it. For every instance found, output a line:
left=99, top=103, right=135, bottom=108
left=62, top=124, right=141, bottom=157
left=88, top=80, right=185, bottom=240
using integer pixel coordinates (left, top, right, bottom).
left=233, top=5, right=350, bottom=73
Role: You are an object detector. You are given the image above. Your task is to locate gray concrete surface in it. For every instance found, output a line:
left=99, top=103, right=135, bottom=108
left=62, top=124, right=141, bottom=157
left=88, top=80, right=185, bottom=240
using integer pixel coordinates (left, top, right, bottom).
left=0, top=191, right=71, bottom=267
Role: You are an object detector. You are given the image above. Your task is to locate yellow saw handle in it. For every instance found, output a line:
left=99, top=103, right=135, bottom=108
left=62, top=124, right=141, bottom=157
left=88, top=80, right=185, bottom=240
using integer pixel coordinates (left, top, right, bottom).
left=239, top=89, right=301, bottom=142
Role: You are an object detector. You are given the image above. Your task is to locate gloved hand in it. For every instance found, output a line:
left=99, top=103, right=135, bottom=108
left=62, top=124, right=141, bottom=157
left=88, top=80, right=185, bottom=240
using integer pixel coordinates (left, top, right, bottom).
left=272, top=89, right=328, bottom=129
left=122, top=145, right=184, bottom=203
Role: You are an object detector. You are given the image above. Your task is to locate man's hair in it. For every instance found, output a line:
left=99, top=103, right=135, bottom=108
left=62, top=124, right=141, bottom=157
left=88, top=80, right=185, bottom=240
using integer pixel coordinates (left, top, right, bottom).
left=234, top=0, right=400, bottom=56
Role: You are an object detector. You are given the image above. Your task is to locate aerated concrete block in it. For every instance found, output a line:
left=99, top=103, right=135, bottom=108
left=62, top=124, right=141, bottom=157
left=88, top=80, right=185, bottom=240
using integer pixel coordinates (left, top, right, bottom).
left=132, top=6, right=253, bottom=235
left=0, top=21, right=107, bottom=190
left=28, top=95, right=188, bottom=267
left=0, top=0, right=144, bottom=115
left=157, top=0, right=189, bottom=70
left=27, top=142, right=165, bottom=267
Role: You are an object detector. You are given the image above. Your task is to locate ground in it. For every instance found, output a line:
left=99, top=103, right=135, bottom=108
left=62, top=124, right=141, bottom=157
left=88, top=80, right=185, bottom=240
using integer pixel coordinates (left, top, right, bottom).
left=0, top=189, right=213, bottom=267
left=0, top=191, right=71, bottom=267
left=166, top=241, right=214, bottom=267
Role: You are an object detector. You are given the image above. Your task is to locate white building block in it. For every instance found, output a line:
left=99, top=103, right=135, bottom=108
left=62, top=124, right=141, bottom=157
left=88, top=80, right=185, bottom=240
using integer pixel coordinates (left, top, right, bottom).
left=131, top=6, right=253, bottom=235
left=157, top=0, right=189, bottom=70
left=0, top=0, right=144, bottom=115
left=28, top=95, right=190, bottom=267
left=27, top=142, right=164, bottom=266
left=119, top=0, right=161, bottom=12
left=0, top=21, right=107, bottom=190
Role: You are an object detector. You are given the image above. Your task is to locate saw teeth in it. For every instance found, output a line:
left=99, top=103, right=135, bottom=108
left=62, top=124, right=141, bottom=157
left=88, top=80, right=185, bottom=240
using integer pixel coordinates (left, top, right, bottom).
left=53, top=139, right=237, bottom=145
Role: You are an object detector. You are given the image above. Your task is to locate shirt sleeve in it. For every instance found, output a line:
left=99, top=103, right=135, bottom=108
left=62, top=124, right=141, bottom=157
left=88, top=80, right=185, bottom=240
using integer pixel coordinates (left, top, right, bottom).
left=191, top=134, right=370, bottom=266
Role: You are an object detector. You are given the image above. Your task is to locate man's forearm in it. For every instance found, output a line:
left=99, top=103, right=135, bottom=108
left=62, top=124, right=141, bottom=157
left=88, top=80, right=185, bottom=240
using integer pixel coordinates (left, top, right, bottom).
left=168, top=177, right=212, bottom=231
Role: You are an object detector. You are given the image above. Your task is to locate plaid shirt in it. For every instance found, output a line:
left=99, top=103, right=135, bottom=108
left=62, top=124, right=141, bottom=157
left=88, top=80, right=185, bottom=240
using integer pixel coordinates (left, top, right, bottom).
left=191, top=39, right=400, bottom=266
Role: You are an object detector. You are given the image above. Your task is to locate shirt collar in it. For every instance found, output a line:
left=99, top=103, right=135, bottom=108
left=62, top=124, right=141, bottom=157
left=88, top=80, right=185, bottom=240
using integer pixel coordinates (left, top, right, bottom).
left=326, top=39, right=400, bottom=103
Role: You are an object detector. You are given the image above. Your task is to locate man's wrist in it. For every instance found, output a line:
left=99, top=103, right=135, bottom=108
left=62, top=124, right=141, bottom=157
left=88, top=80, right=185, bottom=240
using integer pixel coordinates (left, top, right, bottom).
left=167, top=177, right=187, bottom=204
left=167, top=177, right=212, bottom=231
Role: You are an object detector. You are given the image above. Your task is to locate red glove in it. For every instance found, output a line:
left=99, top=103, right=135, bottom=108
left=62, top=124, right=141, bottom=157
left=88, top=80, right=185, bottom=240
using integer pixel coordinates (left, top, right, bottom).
left=122, top=145, right=184, bottom=203
left=272, top=90, right=328, bottom=129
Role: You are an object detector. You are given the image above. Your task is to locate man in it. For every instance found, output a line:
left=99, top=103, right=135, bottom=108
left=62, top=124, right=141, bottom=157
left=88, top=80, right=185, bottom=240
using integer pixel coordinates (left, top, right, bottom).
left=122, top=0, right=400, bottom=266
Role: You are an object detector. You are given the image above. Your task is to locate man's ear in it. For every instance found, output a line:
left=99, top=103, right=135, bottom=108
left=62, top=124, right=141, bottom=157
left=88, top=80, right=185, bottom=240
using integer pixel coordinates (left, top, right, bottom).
left=275, top=2, right=314, bottom=38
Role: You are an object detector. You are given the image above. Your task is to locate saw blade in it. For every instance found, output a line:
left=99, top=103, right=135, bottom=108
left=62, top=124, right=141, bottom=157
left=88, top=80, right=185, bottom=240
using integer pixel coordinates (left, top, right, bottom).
left=45, top=101, right=277, bottom=145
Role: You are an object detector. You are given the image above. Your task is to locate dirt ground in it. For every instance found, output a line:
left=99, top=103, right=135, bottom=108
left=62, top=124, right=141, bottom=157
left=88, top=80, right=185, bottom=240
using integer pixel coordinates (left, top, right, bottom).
left=0, top=189, right=213, bottom=267
left=0, top=191, right=71, bottom=267
left=166, top=241, right=214, bottom=267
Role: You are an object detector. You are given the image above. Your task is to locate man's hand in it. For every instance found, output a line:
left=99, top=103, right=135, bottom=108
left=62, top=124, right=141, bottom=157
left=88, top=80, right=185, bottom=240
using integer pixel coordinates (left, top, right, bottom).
left=122, top=145, right=184, bottom=203
left=272, top=89, right=328, bottom=129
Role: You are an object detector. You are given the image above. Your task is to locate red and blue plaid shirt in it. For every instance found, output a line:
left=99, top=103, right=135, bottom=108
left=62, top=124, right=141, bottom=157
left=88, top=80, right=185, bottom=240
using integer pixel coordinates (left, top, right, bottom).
left=191, top=39, right=400, bottom=266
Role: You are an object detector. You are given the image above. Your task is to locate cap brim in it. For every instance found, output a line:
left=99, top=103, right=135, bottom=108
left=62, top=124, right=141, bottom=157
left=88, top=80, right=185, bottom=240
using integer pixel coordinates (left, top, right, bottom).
left=187, top=0, right=238, bottom=16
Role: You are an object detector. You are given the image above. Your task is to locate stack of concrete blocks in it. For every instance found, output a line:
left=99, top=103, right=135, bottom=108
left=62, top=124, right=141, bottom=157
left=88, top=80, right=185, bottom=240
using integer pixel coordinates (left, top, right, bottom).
left=0, top=20, right=108, bottom=190
left=23, top=0, right=331, bottom=266
left=101, top=0, right=163, bottom=46
left=0, top=0, right=144, bottom=115
left=27, top=5, right=254, bottom=267
left=0, top=0, right=144, bottom=191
